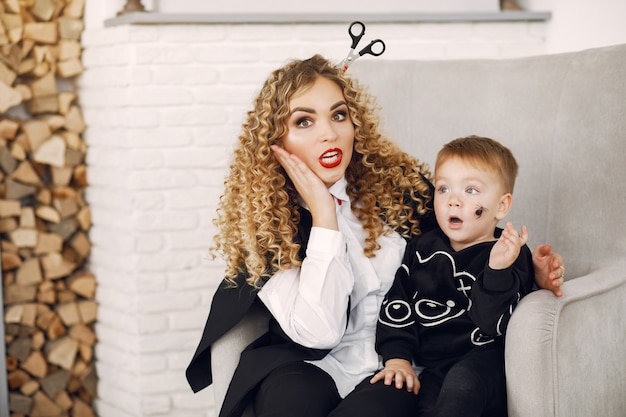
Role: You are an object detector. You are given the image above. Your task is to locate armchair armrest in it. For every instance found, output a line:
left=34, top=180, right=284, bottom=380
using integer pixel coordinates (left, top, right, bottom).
left=211, top=301, right=270, bottom=417
left=505, top=261, right=626, bottom=417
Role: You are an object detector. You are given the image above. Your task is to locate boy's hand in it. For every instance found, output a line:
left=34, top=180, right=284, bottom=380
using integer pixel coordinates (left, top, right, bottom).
left=370, top=358, right=420, bottom=395
left=489, top=222, right=528, bottom=270
left=532, top=244, right=564, bottom=297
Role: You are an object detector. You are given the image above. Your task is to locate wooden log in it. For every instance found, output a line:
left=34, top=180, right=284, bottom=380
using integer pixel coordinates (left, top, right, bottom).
left=33, top=134, right=66, bottom=167
left=46, top=314, right=67, bottom=340
left=0, top=61, right=17, bottom=85
left=37, top=280, right=57, bottom=304
left=32, top=329, right=46, bottom=350
left=57, top=57, right=82, bottom=77
left=4, top=284, right=37, bottom=304
left=22, top=350, right=48, bottom=378
left=5, top=178, right=37, bottom=200
left=0, top=81, right=22, bottom=112
left=40, top=252, right=76, bottom=279
left=19, top=207, right=36, bottom=227
left=35, top=206, right=62, bottom=224
left=22, top=119, right=51, bottom=151
left=75, top=206, right=90, bottom=230
left=47, top=336, right=79, bottom=370
left=40, top=369, right=71, bottom=398
left=44, top=114, right=66, bottom=131
left=4, top=0, right=20, bottom=13
left=29, top=71, right=57, bottom=97
left=72, top=397, right=96, bottom=417
left=64, top=105, right=85, bottom=132
left=63, top=0, right=85, bottom=19
left=9, top=227, right=38, bottom=248
left=8, top=392, right=32, bottom=414
left=11, top=161, right=44, bottom=185
left=16, top=257, right=42, bottom=286
left=58, top=91, right=76, bottom=115
left=0, top=144, right=18, bottom=173
left=76, top=300, right=96, bottom=324
left=57, top=16, right=83, bottom=40
left=67, top=272, right=95, bottom=299
left=1, top=251, right=22, bottom=270
left=0, top=198, right=21, bottom=217
left=53, top=389, right=73, bottom=411
left=23, top=22, right=58, bottom=44
left=57, top=39, right=81, bottom=60
left=57, top=301, right=80, bottom=326
left=7, top=369, right=31, bottom=390
left=31, top=0, right=59, bottom=22
left=30, top=391, right=63, bottom=417
left=1, top=13, right=24, bottom=44
left=20, top=379, right=40, bottom=396
left=10, top=141, right=28, bottom=161
left=51, top=165, right=73, bottom=186
left=35, top=231, right=63, bottom=254
left=0, top=118, right=20, bottom=139
left=69, top=324, right=95, bottom=346
left=69, top=231, right=90, bottom=260
left=26, top=94, right=60, bottom=114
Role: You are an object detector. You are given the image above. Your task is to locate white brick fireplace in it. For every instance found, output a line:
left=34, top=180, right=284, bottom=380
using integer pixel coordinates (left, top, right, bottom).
left=79, top=4, right=551, bottom=417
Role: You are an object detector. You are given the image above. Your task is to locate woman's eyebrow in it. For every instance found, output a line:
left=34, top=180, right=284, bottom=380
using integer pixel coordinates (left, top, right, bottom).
left=290, top=106, right=315, bottom=115
left=290, top=101, right=347, bottom=115
left=331, top=100, right=347, bottom=110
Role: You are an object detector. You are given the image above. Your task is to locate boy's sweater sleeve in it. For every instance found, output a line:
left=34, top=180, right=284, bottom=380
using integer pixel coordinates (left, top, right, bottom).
left=468, top=244, right=535, bottom=338
left=375, top=243, right=420, bottom=364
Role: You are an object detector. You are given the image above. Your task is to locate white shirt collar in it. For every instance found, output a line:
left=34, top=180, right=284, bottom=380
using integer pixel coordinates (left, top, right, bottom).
left=328, top=176, right=349, bottom=204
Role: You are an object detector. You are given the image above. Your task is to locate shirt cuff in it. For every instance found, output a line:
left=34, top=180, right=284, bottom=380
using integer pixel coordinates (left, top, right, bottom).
left=307, top=226, right=348, bottom=258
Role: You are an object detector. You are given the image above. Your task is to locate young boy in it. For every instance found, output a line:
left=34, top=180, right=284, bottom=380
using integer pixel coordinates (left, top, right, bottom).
left=371, top=135, right=535, bottom=417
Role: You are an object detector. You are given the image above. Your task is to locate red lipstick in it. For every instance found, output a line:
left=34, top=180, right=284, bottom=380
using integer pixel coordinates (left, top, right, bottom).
left=319, top=148, right=343, bottom=168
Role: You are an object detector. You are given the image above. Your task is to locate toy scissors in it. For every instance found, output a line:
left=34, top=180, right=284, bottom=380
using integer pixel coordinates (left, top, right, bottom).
left=340, top=21, right=386, bottom=72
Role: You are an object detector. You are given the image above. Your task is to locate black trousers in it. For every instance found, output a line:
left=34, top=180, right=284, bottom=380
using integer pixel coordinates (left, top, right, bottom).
left=253, top=345, right=506, bottom=417
left=253, top=362, right=341, bottom=417
left=330, top=345, right=507, bottom=417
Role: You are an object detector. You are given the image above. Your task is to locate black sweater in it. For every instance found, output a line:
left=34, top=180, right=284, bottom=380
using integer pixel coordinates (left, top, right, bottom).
left=376, top=227, right=534, bottom=367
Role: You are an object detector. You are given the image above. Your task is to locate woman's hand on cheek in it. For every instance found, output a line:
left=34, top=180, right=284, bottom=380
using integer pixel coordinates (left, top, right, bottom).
left=271, top=145, right=338, bottom=231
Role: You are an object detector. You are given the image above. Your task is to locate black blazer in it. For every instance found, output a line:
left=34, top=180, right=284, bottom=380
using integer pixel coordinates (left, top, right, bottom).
left=186, top=209, right=333, bottom=417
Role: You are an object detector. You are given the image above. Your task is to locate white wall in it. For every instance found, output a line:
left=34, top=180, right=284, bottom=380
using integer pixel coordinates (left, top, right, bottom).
left=545, top=0, right=626, bottom=53
left=518, top=0, right=626, bottom=52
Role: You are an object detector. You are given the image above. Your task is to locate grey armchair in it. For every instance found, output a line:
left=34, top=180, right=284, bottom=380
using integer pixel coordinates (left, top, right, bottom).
left=210, top=44, right=626, bottom=417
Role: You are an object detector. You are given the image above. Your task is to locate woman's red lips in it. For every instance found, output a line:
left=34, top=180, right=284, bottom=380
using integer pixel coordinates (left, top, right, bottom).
left=319, top=148, right=343, bottom=168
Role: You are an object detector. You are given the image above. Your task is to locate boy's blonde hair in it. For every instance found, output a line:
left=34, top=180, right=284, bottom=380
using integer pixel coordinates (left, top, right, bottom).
left=436, top=135, right=518, bottom=193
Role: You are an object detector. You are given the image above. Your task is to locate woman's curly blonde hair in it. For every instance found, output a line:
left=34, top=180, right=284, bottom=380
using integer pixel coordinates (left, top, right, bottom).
left=213, top=54, right=432, bottom=288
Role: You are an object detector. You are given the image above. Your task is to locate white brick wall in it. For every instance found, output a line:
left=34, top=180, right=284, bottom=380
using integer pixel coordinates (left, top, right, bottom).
left=78, top=21, right=547, bottom=417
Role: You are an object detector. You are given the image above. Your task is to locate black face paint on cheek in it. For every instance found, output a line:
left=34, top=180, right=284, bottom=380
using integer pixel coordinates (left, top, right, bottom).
left=475, top=205, right=486, bottom=218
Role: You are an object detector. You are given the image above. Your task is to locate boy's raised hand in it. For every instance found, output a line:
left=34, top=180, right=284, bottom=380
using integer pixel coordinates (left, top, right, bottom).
left=489, top=222, right=528, bottom=270
left=370, top=358, right=421, bottom=395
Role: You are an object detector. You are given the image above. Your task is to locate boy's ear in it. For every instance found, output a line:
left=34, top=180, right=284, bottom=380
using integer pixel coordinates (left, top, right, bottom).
left=495, top=193, right=513, bottom=220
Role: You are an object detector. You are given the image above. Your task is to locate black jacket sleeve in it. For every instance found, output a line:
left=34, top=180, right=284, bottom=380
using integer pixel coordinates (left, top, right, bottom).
left=468, top=244, right=535, bottom=338
left=375, top=240, right=421, bottom=364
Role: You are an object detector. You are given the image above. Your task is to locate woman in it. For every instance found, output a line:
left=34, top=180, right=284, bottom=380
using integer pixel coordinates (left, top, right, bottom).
left=186, top=55, right=563, bottom=417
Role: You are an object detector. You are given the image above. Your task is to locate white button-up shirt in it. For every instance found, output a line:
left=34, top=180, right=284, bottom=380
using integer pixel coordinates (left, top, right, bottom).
left=258, top=177, right=407, bottom=397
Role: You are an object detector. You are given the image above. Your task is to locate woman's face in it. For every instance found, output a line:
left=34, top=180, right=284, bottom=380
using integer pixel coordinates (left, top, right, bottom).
left=281, top=76, right=355, bottom=188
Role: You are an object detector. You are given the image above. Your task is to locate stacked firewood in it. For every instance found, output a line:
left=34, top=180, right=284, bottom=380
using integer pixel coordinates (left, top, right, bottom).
left=1, top=1, right=97, bottom=416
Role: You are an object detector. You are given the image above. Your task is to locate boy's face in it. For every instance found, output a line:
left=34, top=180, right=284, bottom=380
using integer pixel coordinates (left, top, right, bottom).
left=434, top=156, right=512, bottom=252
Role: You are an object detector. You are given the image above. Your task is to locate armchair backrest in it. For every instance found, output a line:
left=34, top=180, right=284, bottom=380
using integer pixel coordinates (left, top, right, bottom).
left=352, top=44, right=626, bottom=278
